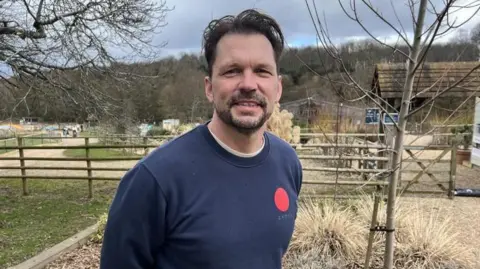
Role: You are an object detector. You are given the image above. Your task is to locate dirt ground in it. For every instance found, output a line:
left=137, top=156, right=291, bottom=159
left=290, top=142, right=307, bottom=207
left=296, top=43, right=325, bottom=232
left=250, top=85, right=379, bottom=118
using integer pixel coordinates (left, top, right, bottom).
left=2, top=137, right=480, bottom=268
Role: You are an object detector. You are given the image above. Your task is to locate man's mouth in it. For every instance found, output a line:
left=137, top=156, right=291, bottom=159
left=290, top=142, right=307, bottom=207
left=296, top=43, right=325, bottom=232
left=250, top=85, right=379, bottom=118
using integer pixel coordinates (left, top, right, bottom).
left=234, top=101, right=260, bottom=107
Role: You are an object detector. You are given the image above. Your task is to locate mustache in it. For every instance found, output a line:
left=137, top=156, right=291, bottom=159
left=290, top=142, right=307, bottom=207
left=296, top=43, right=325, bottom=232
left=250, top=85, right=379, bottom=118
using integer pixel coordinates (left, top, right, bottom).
left=228, top=91, right=267, bottom=107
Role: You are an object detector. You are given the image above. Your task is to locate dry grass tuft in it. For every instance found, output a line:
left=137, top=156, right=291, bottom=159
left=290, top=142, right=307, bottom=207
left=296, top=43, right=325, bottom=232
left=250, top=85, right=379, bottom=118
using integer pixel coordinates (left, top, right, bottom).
left=284, top=196, right=477, bottom=269
left=394, top=199, right=475, bottom=269
left=350, top=194, right=407, bottom=224
left=287, top=199, right=365, bottom=265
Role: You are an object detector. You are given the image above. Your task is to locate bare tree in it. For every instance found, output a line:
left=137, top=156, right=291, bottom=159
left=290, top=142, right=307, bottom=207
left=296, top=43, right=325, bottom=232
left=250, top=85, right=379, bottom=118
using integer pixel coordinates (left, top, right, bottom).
left=304, top=0, right=480, bottom=268
left=0, top=0, right=172, bottom=121
left=471, top=21, right=480, bottom=44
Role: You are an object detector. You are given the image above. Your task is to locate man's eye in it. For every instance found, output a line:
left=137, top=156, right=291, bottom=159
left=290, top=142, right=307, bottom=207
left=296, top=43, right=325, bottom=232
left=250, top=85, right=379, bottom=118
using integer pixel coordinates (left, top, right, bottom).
left=256, top=69, right=271, bottom=74
left=225, top=69, right=239, bottom=75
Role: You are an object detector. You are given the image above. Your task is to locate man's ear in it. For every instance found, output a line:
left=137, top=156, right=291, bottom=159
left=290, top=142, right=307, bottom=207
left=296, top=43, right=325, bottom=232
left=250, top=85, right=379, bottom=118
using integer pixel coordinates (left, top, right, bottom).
left=205, top=76, right=214, bottom=103
left=275, top=75, right=283, bottom=103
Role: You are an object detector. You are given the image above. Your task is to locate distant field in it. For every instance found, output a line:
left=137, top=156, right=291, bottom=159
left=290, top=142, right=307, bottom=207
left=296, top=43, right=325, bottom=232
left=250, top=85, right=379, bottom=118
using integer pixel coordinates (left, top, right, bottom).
left=0, top=136, right=62, bottom=154
left=63, top=142, right=142, bottom=159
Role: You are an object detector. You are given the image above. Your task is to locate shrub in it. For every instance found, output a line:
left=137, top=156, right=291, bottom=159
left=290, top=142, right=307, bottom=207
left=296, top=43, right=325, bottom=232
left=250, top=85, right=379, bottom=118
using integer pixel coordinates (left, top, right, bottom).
left=147, top=126, right=172, bottom=136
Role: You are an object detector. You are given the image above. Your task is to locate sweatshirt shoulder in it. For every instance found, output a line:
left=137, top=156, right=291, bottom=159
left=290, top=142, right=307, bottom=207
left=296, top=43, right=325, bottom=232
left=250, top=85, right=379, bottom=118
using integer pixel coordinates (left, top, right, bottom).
left=266, top=131, right=297, bottom=158
left=265, top=131, right=303, bottom=195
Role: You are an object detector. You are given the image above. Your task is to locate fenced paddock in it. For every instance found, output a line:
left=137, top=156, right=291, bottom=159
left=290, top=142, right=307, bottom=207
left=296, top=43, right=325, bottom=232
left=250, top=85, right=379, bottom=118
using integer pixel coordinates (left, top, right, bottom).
left=0, top=133, right=459, bottom=199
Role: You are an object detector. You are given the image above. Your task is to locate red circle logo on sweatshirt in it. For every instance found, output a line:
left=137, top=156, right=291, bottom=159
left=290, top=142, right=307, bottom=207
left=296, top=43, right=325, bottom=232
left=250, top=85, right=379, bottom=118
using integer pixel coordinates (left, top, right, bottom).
left=274, top=187, right=289, bottom=212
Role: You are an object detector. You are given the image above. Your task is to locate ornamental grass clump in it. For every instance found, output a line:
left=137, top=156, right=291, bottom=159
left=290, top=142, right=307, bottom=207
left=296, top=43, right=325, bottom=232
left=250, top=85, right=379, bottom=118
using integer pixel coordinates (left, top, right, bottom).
left=284, top=196, right=477, bottom=269
left=286, top=199, right=366, bottom=267
left=350, top=195, right=476, bottom=269
left=267, top=103, right=300, bottom=143
left=393, top=200, right=475, bottom=269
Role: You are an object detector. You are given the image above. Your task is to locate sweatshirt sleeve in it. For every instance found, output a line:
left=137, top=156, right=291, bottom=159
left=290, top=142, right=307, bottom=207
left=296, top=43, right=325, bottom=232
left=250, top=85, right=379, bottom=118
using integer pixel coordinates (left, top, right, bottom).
left=100, top=162, right=166, bottom=269
left=295, top=157, right=303, bottom=196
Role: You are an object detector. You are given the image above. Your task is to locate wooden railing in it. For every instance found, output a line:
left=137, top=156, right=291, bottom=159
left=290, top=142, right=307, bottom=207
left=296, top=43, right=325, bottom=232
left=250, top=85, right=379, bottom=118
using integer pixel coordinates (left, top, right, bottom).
left=0, top=134, right=458, bottom=199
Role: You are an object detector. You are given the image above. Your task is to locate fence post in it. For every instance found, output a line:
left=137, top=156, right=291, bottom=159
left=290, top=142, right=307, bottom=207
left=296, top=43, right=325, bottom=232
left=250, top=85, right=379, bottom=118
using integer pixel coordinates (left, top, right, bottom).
left=143, top=137, right=148, bottom=156
left=85, top=137, right=93, bottom=198
left=448, top=144, right=457, bottom=199
left=17, top=137, right=28, bottom=195
left=130, top=135, right=133, bottom=154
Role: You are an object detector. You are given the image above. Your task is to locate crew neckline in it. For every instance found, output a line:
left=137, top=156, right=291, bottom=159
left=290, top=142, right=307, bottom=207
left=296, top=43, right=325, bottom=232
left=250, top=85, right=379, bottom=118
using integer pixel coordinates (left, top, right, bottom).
left=199, top=121, right=270, bottom=168
left=208, top=127, right=265, bottom=158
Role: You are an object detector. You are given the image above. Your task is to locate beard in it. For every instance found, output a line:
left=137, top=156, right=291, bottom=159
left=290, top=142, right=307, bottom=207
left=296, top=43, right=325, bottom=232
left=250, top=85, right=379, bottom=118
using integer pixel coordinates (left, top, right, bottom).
left=214, top=90, right=272, bottom=135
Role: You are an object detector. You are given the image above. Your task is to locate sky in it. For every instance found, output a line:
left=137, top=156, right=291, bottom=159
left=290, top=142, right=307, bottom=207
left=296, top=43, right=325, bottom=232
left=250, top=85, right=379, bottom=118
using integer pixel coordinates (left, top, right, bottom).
left=1, top=0, right=479, bottom=76
left=153, top=0, right=480, bottom=58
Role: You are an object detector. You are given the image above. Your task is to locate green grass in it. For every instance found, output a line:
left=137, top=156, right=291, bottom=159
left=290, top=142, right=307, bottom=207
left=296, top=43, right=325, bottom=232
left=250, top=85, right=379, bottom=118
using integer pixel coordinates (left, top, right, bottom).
left=63, top=143, right=142, bottom=159
left=0, top=178, right=119, bottom=268
left=0, top=137, right=62, bottom=154
left=79, top=131, right=96, bottom=137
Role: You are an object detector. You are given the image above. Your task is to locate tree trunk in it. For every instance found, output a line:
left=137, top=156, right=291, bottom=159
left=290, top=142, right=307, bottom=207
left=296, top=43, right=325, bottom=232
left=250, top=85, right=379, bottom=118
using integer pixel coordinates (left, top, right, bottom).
left=383, top=0, right=428, bottom=268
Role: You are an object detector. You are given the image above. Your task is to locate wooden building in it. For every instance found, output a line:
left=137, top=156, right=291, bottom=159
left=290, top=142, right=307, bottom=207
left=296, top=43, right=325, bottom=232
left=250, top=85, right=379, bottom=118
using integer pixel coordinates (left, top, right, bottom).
left=371, top=61, right=480, bottom=112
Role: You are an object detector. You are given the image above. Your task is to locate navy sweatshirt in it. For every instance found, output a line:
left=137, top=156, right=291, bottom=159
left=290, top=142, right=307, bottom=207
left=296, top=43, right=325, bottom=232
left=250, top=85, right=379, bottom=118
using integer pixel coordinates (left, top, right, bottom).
left=99, top=123, right=303, bottom=269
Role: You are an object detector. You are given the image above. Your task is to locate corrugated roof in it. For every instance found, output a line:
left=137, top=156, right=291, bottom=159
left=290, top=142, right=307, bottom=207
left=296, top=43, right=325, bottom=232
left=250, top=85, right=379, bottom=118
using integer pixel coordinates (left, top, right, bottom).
left=372, top=61, right=480, bottom=99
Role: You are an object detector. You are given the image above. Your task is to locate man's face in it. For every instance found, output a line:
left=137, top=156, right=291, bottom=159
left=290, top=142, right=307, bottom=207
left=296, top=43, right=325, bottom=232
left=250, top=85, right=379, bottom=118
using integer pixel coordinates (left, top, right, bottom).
left=205, top=33, right=282, bottom=135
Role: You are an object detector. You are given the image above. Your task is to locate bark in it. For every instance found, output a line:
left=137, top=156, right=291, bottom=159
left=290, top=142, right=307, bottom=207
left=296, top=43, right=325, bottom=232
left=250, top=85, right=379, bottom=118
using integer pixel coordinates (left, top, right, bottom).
left=383, top=0, right=428, bottom=268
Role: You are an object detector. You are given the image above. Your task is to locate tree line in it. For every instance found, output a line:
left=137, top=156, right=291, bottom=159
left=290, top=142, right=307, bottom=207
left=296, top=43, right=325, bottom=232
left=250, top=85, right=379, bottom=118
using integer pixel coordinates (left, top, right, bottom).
left=1, top=38, right=479, bottom=126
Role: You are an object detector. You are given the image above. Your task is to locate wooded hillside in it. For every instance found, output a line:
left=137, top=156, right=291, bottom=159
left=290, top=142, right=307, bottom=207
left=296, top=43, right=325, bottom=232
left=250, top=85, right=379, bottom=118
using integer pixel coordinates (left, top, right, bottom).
left=1, top=39, right=478, bottom=125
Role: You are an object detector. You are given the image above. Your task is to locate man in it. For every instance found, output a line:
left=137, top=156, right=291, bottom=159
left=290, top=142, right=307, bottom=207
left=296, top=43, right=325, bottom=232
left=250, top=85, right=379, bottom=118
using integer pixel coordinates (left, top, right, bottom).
left=100, top=8, right=303, bottom=269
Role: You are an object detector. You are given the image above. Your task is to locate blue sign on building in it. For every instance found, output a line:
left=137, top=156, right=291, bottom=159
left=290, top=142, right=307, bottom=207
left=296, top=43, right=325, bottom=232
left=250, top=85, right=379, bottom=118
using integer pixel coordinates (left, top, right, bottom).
left=365, top=108, right=380, bottom=125
left=383, top=113, right=399, bottom=125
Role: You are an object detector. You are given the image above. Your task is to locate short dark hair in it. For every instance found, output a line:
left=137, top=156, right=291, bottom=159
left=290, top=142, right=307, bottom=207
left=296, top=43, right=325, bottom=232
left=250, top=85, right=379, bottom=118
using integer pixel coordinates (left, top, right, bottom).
left=202, top=9, right=285, bottom=76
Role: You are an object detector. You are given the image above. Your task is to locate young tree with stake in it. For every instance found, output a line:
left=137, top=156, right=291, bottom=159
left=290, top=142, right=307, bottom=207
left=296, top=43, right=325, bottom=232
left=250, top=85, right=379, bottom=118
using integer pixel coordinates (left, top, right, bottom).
left=304, top=0, right=480, bottom=268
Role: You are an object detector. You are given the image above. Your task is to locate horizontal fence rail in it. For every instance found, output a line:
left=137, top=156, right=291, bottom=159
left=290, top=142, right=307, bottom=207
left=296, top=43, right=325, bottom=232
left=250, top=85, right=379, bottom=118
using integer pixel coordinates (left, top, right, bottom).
left=0, top=143, right=454, bottom=150
left=0, top=134, right=458, bottom=199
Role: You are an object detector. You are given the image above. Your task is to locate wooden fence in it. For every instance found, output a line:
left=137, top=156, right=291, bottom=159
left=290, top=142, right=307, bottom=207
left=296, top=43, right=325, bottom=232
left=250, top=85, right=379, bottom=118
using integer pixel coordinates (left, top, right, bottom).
left=0, top=133, right=62, bottom=153
left=0, top=134, right=458, bottom=199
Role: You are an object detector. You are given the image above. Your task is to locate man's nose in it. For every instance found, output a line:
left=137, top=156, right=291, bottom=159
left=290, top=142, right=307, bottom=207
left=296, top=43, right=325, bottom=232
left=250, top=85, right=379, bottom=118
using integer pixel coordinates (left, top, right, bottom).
left=238, top=70, right=257, bottom=91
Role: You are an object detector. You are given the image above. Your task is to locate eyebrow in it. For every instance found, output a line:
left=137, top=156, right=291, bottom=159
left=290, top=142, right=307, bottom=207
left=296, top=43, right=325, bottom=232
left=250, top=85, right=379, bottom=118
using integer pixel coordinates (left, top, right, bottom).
left=254, top=63, right=275, bottom=70
left=219, top=62, right=275, bottom=71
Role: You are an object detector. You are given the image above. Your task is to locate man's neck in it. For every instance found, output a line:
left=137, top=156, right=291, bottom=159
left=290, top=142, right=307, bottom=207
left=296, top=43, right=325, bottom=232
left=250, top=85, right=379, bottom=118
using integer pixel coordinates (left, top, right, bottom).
left=207, top=115, right=265, bottom=154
